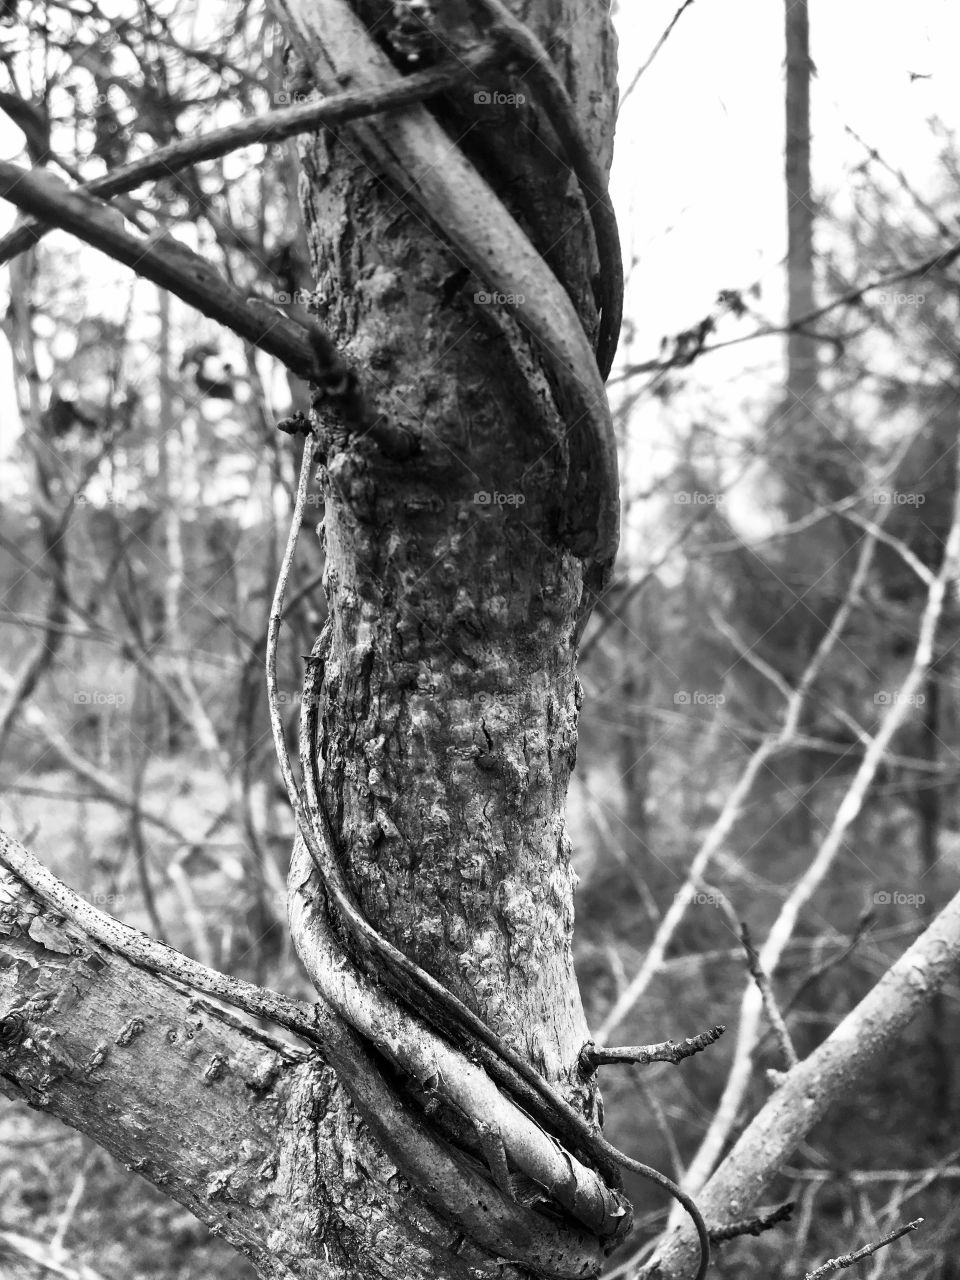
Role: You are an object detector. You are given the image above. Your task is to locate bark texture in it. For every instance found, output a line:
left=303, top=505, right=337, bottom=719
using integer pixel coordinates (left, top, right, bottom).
left=285, top=0, right=619, bottom=1101
left=0, top=859, right=552, bottom=1280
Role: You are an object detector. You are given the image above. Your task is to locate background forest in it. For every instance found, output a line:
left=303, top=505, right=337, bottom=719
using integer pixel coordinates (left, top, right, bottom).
left=2, top=0, right=960, bottom=1277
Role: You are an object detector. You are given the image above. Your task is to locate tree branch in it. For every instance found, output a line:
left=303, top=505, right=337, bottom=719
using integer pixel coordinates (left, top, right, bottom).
left=0, top=53, right=496, bottom=266
left=579, top=1025, right=725, bottom=1073
left=613, top=236, right=960, bottom=382
left=0, top=832, right=605, bottom=1279
left=649, top=838, right=960, bottom=1277
left=804, top=1218, right=923, bottom=1279
left=0, top=163, right=368, bottom=425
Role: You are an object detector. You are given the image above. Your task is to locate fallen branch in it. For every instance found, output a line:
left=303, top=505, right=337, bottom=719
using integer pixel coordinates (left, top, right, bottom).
left=649, top=887, right=960, bottom=1278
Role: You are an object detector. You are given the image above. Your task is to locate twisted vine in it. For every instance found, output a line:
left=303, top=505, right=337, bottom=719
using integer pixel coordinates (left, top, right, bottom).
left=267, top=438, right=710, bottom=1277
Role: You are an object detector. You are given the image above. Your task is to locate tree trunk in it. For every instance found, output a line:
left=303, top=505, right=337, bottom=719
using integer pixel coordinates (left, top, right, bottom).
left=781, top=0, right=820, bottom=841
left=284, top=0, right=616, bottom=1074
left=784, top=0, right=816, bottom=429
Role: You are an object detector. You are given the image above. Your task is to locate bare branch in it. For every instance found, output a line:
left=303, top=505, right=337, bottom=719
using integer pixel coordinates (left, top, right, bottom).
left=595, top=524, right=881, bottom=1041
left=613, top=236, right=960, bottom=382
left=0, top=668, right=191, bottom=846
left=710, top=1200, right=795, bottom=1243
left=804, top=1218, right=923, bottom=1279
left=0, top=163, right=367, bottom=423
left=679, top=470, right=960, bottom=1204
left=618, top=0, right=697, bottom=112
left=651, top=880, right=960, bottom=1279
left=0, top=839, right=594, bottom=1278
left=739, top=920, right=799, bottom=1070
left=579, top=1025, right=725, bottom=1074
left=842, top=511, right=935, bottom=587
left=0, top=54, right=496, bottom=266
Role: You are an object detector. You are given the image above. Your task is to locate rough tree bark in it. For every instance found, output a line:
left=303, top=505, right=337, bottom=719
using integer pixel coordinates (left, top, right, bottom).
left=282, top=0, right=616, bottom=1097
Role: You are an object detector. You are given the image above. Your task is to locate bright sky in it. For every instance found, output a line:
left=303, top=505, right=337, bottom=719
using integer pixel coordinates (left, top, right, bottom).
left=612, top=0, right=959, bottom=356
left=609, top=0, right=960, bottom=548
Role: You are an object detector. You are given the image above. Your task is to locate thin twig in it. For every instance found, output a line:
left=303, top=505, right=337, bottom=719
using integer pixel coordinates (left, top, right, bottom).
left=595, top=525, right=881, bottom=1042
left=580, top=1025, right=725, bottom=1073
left=618, top=0, right=697, bottom=113
left=780, top=909, right=875, bottom=1021
left=612, top=236, right=960, bottom=382
left=0, top=163, right=366, bottom=424
left=0, top=54, right=495, bottom=266
left=842, top=511, right=935, bottom=587
left=710, top=1200, right=794, bottom=1243
left=0, top=668, right=191, bottom=846
left=740, top=920, right=799, bottom=1070
left=804, top=1218, right=923, bottom=1279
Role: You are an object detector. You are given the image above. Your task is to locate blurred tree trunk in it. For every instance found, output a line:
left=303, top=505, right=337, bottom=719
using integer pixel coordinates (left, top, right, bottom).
left=782, top=0, right=820, bottom=842
left=783, top=0, right=817, bottom=453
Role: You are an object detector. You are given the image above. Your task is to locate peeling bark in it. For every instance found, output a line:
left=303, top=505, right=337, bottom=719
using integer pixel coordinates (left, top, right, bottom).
left=0, top=862, right=539, bottom=1280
